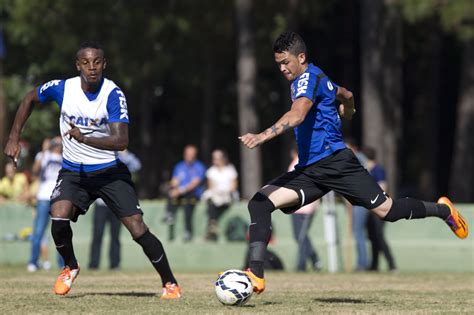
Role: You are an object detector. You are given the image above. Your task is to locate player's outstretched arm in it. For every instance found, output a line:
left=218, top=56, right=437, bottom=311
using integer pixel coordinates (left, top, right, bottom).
left=4, top=89, right=40, bottom=166
left=65, top=122, right=128, bottom=151
left=239, top=97, right=313, bottom=149
left=336, top=86, right=355, bottom=120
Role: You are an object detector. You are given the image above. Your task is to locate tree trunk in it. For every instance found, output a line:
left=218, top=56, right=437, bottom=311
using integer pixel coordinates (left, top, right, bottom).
left=360, top=0, right=402, bottom=196
left=235, top=0, right=262, bottom=199
left=449, top=38, right=474, bottom=202
left=380, top=2, right=403, bottom=197
left=201, top=53, right=215, bottom=165
left=0, top=59, right=5, bottom=175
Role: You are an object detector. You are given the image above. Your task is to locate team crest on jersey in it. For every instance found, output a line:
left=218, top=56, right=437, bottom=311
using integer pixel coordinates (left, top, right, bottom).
left=327, top=81, right=334, bottom=91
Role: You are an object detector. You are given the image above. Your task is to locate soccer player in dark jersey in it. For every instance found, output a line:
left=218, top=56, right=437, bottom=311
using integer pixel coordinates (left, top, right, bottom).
left=239, top=31, right=468, bottom=294
left=4, top=42, right=181, bottom=299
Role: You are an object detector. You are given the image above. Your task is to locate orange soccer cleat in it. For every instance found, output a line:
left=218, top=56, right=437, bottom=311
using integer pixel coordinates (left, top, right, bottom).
left=245, top=269, right=266, bottom=294
left=54, top=266, right=80, bottom=295
left=438, top=197, right=468, bottom=239
left=160, top=282, right=181, bottom=300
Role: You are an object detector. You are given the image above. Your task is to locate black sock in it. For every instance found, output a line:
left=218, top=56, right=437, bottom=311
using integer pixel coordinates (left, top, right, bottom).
left=134, top=230, right=177, bottom=286
left=51, top=219, right=78, bottom=269
left=423, top=202, right=451, bottom=220
left=248, top=193, right=275, bottom=278
left=383, top=198, right=426, bottom=222
left=383, top=198, right=450, bottom=222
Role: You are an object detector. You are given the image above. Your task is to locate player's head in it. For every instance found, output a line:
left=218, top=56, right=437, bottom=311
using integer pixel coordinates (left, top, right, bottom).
left=49, top=137, right=62, bottom=153
left=183, top=144, right=198, bottom=164
left=212, top=149, right=229, bottom=167
left=273, top=31, right=308, bottom=81
left=75, top=41, right=106, bottom=86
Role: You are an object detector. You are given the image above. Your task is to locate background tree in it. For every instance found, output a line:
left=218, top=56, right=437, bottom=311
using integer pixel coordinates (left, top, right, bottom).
left=0, top=0, right=471, bottom=201
left=235, top=0, right=262, bottom=198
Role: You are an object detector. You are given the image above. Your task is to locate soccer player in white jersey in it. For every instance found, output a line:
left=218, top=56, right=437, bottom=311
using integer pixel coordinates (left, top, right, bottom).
left=4, top=42, right=181, bottom=299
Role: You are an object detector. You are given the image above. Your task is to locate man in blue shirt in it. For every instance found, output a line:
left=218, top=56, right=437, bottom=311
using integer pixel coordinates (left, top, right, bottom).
left=164, top=144, right=205, bottom=242
left=239, top=31, right=468, bottom=294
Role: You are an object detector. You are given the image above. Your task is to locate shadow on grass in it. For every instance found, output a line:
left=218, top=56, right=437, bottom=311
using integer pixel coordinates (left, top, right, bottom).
left=313, top=297, right=372, bottom=304
left=68, top=292, right=156, bottom=298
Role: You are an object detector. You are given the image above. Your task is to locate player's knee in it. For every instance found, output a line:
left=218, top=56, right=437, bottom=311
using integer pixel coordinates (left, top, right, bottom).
left=377, top=198, right=401, bottom=222
left=50, top=201, right=73, bottom=219
left=248, top=192, right=275, bottom=218
left=122, top=214, right=147, bottom=239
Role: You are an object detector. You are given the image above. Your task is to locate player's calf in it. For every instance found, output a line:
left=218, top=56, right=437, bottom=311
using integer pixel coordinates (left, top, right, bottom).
left=379, top=196, right=468, bottom=239
left=247, top=192, right=275, bottom=279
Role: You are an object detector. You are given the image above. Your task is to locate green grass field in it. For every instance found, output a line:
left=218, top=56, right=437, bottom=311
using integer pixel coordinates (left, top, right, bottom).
left=1, top=201, right=473, bottom=313
left=0, top=267, right=473, bottom=314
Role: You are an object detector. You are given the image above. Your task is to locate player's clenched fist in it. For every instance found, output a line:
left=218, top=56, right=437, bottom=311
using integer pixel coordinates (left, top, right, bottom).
left=239, top=133, right=264, bottom=149
left=64, top=123, right=85, bottom=143
left=3, top=139, right=21, bottom=167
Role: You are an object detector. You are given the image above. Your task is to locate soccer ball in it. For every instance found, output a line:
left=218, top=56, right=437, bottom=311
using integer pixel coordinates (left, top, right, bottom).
left=215, top=269, right=253, bottom=305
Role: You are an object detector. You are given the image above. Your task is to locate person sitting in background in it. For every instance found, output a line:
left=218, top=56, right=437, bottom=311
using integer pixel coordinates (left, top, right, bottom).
left=164, top=144, right=206, bottom=242
left=363, top=146, right=397, bottom=272
left=288, top=148, right=322, bottom=271
left=88, top=149, right=142, bottom=270
left=0, top=161, right=29, bottom=203
left=27, top=137, right=63, bottom=272
left=203, top=149, right=238, bottom=241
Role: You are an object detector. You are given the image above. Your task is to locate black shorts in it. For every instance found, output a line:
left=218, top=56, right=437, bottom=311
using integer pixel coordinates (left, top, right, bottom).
left=269, top=148, right=386, bottom=213
left=50, top=162, right=143, bottom=219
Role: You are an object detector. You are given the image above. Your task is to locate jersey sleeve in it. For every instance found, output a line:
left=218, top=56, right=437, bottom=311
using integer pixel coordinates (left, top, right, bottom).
left=315, top=76, right=337, bottom=102
left=37, top=80, right=65, bottom=107
left=107, top=87, right=129, bottom=123
left=293, top=72, right=317, bottom=101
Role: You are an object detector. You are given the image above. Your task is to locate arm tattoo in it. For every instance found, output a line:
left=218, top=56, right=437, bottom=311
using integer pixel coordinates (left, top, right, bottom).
left=270, top=125, right=279, bottom=135
left=281, top=122, right=290, bottom=132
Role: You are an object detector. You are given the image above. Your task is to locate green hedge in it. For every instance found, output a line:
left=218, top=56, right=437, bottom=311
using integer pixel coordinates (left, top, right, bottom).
left=1, top=201, right=472, bottom=272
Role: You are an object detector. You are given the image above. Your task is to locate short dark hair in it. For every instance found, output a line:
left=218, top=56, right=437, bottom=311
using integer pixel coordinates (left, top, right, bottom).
left=76, top=41, right=104, bottom=59
left=273, top=31, right=307, bottom=56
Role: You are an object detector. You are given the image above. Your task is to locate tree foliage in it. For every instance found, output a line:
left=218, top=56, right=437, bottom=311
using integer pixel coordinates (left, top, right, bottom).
left=0, top=0, right=471, bottom=200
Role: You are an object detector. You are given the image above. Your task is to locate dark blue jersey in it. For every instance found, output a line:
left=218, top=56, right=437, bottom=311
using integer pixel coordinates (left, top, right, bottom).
left=290, top=63, right=346, bottom=167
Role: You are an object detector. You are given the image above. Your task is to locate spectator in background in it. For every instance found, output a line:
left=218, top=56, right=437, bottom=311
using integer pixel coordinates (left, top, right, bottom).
left=345, top=137, right=369, bottom=271
left=89, top=149, right=142, bottom=270
left=0, top=161, right=29, bottom=203
left=27, top=137, right=63, bottom=272
left=164, top=145, right=205, bottom=242
left=202, top=149, right=238, bottom=241
left=288, top=149, right=322, bottom=271
left=363, top=146, right=397, bottom=272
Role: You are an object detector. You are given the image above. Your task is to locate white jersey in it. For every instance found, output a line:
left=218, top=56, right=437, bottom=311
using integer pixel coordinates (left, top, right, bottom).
left=38, top=77, right=129, bottom=172
left=206, top=164, right=238, bottom=193
left=36, top=151, right=62, bottom=201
